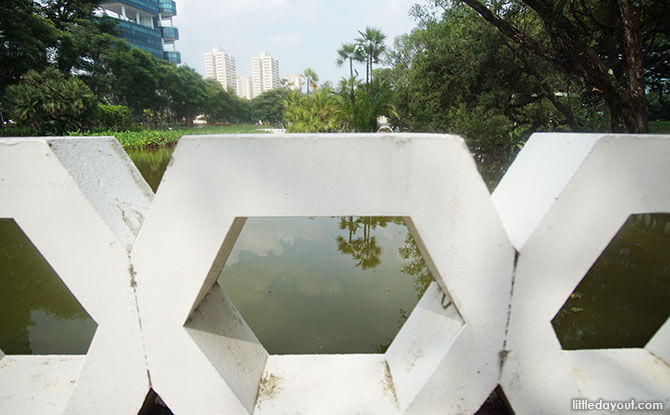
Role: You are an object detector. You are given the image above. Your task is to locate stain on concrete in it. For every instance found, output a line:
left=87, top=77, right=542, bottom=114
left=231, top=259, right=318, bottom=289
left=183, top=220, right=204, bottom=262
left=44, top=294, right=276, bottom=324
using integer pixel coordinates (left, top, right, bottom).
left=382, top=361, right=399, bottom=406
left=255, top=372, right=282, bottom=407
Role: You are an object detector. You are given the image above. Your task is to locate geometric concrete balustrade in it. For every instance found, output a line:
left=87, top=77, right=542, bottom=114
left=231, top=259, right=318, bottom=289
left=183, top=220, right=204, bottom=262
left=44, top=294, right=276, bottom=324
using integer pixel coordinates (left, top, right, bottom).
left=493, top=133, right=670, bottom=414
left=0, top=136, right=152, bottom=414
left=1, top=133, right=668, bottom=414
left=131, top=134, right=515, bottom=414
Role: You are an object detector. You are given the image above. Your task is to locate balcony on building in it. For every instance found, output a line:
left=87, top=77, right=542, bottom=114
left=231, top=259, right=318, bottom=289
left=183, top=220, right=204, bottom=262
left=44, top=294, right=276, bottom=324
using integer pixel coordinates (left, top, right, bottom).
left=164, top=51, right=181, bottom=64
left=158, top=0, right=176, bottom=17
left=161, top=26, right=179, bottom=42
left=101, top=0, right=159, bottom=17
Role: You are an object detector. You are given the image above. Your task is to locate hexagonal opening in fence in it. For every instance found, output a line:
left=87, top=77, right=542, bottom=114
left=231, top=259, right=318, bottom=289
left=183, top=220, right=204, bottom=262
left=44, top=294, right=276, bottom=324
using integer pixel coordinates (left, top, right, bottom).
left=211, top=216, right=456, bottom=354
left=552, top=213, right=670, bottom=350
left=183, top=216, right=466, bottom=411
left=0, top=218, right=97, bottom=355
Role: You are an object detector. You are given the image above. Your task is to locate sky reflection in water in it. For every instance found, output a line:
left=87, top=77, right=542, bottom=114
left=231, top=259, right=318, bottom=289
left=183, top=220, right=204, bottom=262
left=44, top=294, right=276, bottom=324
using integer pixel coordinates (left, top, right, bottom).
left=218, top=217, right=432, bottom=354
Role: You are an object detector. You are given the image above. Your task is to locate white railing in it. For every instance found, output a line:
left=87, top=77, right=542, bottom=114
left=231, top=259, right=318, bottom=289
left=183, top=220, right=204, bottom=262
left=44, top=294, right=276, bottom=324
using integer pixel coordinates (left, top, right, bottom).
left=0, top=133, right=668, bottom=414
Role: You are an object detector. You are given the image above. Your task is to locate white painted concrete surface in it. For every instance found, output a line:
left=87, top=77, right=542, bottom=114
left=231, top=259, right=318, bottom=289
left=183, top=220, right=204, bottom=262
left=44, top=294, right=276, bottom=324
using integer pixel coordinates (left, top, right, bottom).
left=2, top=133, right=668, bottom=414
left=647, top=318, right=670, bottom=363
left=492, top=133, right=602, bottom=250
left=566, top=349, right=670, bottom=406
left=0, top=356, right=85, bottom=414
left=185, top=283, right=268, bottom=412
left=256, top=354, right=399, bottom=414
left=132, top=134, right=514, bottom=413
left=49, top=137, right=153, bottom=251
left=0, top=137, right=151, bottom=414
left=495, top=134, right=670, bottom=414
left=386, top=283, right=464, bottom=413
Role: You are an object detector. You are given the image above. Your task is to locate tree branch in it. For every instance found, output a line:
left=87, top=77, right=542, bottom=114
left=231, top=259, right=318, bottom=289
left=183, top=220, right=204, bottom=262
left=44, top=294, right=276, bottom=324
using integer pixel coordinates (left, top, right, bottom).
left=460, top=0, right=557, bottom=65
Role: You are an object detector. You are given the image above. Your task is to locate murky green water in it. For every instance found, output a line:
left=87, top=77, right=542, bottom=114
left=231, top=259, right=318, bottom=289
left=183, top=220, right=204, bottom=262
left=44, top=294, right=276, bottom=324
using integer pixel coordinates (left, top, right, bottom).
left=126, top=145, right=176, bottom=192
left=552, top=213, right=670, bottom=349
left=218, top=216, right=432, bottom=354
left=0, top=145, right=667, bottom=356
left=0, top=219, right=97, bottom=354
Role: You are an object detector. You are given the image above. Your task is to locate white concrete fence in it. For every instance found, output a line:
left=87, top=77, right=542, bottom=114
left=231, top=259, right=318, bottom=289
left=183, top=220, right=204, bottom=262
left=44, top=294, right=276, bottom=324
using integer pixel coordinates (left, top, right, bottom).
left=0, top=133, right=668, bottom=414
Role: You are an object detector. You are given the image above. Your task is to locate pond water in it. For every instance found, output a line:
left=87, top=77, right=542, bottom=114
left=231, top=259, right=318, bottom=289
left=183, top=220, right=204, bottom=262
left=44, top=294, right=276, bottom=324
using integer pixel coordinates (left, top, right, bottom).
left=218, top=216, right=432, bottom=354
left=0, top=143, right=667, bottom=357
left=552, top=213, right=670, bottom=349
left=0, top=219, right=97, bottom=354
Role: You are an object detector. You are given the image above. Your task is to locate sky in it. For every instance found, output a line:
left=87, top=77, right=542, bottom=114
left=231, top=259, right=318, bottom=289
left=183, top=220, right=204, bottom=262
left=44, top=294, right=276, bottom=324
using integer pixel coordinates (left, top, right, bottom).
left=171, top=0, right=421, bottom=86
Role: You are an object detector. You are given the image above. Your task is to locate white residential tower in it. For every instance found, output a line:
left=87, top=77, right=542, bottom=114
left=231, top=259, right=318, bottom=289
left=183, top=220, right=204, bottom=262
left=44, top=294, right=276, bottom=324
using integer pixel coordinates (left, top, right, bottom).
left=204, top=48, right=237, bottom=94
left=251, top=52, right=280, bottom=98
left=236, top=76, right=253, bottom=100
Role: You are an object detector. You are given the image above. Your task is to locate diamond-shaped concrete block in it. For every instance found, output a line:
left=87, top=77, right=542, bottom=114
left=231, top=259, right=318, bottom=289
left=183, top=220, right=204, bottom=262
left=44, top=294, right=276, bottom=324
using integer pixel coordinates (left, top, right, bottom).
left=493, top=133, right=670, bottom=414
left=132, top=134, right=515, bottom=413
left=0, top=137, right=152, bottom=414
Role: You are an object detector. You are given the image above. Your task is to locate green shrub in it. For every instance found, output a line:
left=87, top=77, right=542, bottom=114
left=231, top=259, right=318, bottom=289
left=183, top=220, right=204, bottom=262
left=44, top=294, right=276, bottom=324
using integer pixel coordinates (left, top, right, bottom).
left=96, top=104, right=133, bottom=130
left=0, top=124, right=36, bottom=136
left=3, top=68, right=97, bottom=135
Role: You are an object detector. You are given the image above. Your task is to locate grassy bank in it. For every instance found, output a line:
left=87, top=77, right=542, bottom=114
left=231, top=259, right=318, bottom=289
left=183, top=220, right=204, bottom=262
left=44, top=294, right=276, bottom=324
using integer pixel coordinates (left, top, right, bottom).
left=649, top=121, right=670, bottom=134
left=70, top=124, right=264, bottom=149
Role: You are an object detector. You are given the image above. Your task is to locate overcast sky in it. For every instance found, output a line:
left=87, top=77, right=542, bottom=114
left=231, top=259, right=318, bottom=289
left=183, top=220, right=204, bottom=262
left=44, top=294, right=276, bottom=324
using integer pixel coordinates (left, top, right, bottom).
left=171, top=0, right=420, bottom=85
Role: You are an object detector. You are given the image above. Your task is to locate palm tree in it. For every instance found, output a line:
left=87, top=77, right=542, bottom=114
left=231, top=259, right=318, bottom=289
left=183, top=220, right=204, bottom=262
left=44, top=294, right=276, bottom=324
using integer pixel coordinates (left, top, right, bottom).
left=336, top=43, right=357, bottom=79
left=355, top=27, right=386, bottom=88
left=336, top=43, right=362, bottom=130
left=337, top=76, right=361, bottom=131
left=355, top=27, right=386, bottom=131
left=302, top=68, right=318, bottom=99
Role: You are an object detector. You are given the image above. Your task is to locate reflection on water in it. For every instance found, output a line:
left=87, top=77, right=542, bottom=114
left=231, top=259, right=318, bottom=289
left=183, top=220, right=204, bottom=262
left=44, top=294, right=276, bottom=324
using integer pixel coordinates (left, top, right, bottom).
left=218, top=217, right=433, bottom=354
left=0, top=219, right=97, bottom=354
left=127, top=145, right=176, bottom=192
left=552, top=213, right=670, bottom=349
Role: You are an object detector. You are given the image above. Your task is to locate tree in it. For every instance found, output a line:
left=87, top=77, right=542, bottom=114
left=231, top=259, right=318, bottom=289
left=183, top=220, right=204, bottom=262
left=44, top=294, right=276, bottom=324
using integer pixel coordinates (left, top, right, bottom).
left=386, top=2, right=599, bottom=184
left=3, top=68, right=97, bottom=135
left=54, top=17, right=129, bottom=101
left=352, top=75, right=396, bottom=132
left=38, top=0, right=107, bottom=74
left=0, top=0, right=57, bottom=95
left=355, top=27, right=387, bottom=130
left=204, top=79, right=239, bottom=123
left=456, top=0, right=669, bottom=133
left=283, top=87, right=346, bottom=132
left=159, top=63, right=209, bottom=125
left=336, top=43, right=358, bottom=79
left=355, top=27, right=386, bottom=88
left=336, top=43, right=360, bottom=130
left=108, top=48, right=161, bottom=116
left=302, top=68, right=319, bottom=99
left=336, top=76, right=361, bottom=131
left=251, top=89, right=287, bottom=125
left=40, top=0, right=102, bottom=29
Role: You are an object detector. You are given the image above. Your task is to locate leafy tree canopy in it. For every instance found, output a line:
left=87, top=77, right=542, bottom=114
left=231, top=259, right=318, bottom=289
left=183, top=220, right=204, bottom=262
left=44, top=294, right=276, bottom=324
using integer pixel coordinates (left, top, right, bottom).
left=456, top=0, right=670, bottom=132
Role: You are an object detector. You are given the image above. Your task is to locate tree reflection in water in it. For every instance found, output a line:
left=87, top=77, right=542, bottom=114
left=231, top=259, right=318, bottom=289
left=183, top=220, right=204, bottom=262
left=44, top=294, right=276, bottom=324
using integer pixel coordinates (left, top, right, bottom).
left=336, top=216, right=434, bottom=298
left=335, top=216, right=436, bottom=353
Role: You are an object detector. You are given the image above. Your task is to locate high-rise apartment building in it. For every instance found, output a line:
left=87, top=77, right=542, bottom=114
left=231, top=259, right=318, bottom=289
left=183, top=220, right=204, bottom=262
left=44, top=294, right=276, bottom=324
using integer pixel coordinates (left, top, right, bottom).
left=204, top=48, right=237, bottom=94
left=251, top=52, right=280, bottom=98
left=98, top=0, right=181, bottom=64
left=236, top=76, right=253, bottom=100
